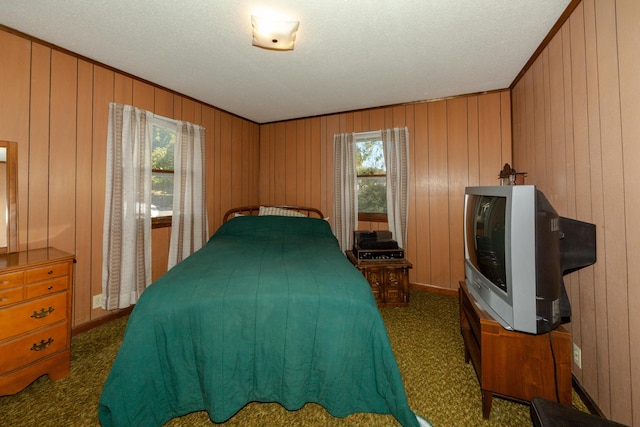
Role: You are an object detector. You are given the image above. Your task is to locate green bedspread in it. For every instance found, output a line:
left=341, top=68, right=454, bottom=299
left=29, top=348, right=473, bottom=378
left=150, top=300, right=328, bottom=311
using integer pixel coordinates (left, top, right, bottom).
left=98, top=216, right=420, bottom=426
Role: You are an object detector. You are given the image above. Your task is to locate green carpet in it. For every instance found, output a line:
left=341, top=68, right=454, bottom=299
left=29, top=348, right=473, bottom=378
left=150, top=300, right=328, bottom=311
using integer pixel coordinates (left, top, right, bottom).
left=0, top=290, right=587, bottom=426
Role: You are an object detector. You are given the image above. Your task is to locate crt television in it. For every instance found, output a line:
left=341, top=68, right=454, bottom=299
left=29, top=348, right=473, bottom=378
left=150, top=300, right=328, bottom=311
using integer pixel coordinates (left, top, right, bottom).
left=464, top=185, right=596, bottom=335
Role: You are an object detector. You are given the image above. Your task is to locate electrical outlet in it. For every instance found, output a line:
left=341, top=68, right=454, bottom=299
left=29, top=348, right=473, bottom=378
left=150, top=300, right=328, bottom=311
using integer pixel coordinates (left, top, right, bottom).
left=92, top=294, right=103, bottom=309
left=573, top=343, right=582, bottom=369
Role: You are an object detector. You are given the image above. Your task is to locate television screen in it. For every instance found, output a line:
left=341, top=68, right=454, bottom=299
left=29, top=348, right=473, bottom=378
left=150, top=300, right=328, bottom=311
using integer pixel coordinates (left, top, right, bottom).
left=466, top=195, right=508, bottom=293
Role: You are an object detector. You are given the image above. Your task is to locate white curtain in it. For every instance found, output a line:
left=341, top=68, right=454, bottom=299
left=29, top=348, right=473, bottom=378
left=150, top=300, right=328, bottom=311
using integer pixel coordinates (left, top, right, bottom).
left=333, top=132, right=358, bottom=252
left=168, top=121, right=209, bottom=269
left=102, top=103, right=153, bottom=310
left=382, top=127, right=410, bottom=249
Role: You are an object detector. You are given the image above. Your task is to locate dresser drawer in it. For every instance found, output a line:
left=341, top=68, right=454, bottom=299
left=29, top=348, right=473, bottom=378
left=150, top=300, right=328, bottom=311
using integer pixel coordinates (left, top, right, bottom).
left=0, top=292, right=67, bottom=341
left=25, top=276, right=69, bottom=299
left=0, top=322, right=68, bottom=376
left=0, top=271, right=24, bottom=289
left=0, top=287, right=23, bottom=307
left=25, top=262, right=69, bottom=284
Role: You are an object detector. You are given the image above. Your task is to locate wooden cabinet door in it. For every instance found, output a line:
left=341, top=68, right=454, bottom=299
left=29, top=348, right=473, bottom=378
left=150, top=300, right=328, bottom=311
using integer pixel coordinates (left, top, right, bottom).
left=384, top=267, right=406, bottom=304
left=364, top=267, right=385, bottom=304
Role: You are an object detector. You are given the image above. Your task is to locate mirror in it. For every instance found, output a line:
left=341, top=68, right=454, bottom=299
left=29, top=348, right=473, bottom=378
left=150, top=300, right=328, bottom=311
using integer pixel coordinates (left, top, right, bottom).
left=0, top=141, right=18, bottom=253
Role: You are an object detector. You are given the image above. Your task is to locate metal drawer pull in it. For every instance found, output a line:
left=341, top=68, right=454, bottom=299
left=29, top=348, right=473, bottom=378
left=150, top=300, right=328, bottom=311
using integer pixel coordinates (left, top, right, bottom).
left=30, top=337, right=54, bottom=351
left=31, top=306, right=55, bottom=318
left=47, top=270, right=54, bottom=275
left=47, top=285, right=54, bottom=290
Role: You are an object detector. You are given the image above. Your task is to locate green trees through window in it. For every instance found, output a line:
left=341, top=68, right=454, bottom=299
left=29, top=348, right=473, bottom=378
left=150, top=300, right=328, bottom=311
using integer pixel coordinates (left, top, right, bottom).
left=151, top=125, right=175, bottom=219
left=356, top=139, right=386, bottom=216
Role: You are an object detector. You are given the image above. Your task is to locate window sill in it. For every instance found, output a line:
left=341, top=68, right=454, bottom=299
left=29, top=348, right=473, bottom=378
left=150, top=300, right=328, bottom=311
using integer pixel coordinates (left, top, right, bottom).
left=152, top=216, right=172, bottom=229
left=358, top=213, right=388, bottom=223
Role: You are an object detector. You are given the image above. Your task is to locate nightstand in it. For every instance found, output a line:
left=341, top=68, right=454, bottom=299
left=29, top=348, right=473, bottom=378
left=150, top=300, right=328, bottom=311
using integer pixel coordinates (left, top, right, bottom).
left=346, top=250, right=411, bottom=307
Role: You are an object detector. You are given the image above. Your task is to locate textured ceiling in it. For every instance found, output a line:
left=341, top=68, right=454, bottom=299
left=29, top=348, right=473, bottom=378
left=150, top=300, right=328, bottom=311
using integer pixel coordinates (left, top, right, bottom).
left=0, top=0, right=570, bottom=123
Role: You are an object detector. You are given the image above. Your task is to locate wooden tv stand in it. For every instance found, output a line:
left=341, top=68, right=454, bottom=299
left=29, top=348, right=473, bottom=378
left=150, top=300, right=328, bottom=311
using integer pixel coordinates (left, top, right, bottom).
left=459, top=281, right=572, bottom=418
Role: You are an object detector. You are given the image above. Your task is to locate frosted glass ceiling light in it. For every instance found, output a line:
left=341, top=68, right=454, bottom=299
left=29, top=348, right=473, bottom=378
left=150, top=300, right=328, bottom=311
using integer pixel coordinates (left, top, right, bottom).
left=251, top=15, right=299, bottom=51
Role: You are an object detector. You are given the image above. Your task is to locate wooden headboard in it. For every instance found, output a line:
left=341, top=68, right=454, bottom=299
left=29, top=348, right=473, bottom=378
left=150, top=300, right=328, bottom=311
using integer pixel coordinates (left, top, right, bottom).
left=223, top=205, right=325, bottom=222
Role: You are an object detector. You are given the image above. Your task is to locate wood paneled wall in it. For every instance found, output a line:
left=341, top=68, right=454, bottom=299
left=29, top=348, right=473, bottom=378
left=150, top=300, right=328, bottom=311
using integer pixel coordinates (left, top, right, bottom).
left=0, top=28, right=260, bottom=327
left=259, top=92, right=512, bottom=291
left=511, top=1, right=639, bottom=424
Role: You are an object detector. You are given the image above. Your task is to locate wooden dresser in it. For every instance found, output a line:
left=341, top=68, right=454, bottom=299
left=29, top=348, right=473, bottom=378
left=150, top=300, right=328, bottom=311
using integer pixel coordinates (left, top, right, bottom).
left=459, top=280, right=572, bottom=419
left=346, top=250, right=412, bottom=307
left=0, top=247, right=75, bottom=395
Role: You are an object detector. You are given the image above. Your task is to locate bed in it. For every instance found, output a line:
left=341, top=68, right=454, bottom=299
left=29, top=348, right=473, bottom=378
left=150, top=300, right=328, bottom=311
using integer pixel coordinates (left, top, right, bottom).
left=98, top=206, right=428, bottom=427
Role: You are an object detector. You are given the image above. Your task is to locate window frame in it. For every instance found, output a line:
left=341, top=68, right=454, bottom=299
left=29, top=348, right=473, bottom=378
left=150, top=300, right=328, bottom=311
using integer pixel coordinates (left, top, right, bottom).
left=354, top=131, right=387, bottom=223
left=150, top=118, right=177, bottom=229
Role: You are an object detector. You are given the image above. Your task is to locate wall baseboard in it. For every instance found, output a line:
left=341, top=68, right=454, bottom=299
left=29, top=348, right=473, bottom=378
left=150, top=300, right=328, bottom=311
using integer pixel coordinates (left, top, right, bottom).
left=410, top=282, right=459, bottom=297
left=572, top=375, right=605, bottom=417
left=71, top=306, right=134, bottom=337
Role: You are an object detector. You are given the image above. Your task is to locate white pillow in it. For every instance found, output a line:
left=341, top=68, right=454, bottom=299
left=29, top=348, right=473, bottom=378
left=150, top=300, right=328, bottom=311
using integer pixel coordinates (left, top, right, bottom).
left=258, top=206, right=306, bottom=217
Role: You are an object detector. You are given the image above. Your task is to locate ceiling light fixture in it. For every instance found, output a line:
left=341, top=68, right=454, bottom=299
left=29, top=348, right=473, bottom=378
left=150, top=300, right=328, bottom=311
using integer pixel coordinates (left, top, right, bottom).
left=251, top=15, right=299, bottom=51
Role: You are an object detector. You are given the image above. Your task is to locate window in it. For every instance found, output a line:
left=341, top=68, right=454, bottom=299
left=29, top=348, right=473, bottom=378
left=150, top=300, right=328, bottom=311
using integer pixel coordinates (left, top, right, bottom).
left=151, top=123, right=176, bottom=227
left=355, top=135, right=387, bottom=222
